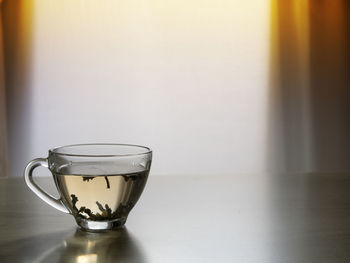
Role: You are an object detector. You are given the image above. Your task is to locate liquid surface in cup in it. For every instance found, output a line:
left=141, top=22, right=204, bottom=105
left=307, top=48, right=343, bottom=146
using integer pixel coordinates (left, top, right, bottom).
left=55, top=168, right=149, bottom=221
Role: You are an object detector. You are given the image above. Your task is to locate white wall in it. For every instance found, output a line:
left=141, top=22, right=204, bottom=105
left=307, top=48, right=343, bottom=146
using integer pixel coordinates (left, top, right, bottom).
left=5, top=0, right=270, bottom=176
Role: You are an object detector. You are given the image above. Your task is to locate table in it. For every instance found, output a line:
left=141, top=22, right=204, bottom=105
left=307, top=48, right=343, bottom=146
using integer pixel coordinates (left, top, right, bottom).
left=1, top=174, right=350, bottom=262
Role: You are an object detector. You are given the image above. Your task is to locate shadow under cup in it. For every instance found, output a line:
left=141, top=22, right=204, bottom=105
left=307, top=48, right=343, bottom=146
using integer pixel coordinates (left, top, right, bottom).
left=24, top=144, right=152, bottom=231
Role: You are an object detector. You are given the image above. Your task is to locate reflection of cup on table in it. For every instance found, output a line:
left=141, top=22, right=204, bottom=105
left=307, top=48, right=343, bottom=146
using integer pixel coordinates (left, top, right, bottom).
left=24, top=144, right=152, bottom=231
left=58, top=228, right=146, bottom=263
left=0, top=228, right=147, bottom=263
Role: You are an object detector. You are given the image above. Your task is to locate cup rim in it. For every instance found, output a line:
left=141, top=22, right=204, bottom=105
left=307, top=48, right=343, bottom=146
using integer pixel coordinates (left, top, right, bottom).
left=49, top=143, right=152, bottom=158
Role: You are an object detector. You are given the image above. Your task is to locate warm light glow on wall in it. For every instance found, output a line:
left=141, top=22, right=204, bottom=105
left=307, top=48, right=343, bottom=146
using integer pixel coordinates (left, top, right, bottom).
left=3, top=0, right=350, bottom=176
left=268, top=0, right=350, bottom=172
left=4, top=0, right=272, bottom=176
left=268, top=0, right=312, bottom=171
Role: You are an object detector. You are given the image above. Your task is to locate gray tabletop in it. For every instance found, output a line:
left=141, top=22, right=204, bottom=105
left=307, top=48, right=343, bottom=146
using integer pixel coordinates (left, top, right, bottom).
left=1, top=173, right=350, bottom=263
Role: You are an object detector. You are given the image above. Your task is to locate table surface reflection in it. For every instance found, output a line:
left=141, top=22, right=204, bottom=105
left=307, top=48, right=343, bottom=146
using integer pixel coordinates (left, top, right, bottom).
left=1, top=174, right=350, bottom=263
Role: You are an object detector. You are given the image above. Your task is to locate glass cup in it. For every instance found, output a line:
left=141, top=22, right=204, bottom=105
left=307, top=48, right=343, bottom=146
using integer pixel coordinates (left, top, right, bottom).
left=24, top=144, right=152, bottom=231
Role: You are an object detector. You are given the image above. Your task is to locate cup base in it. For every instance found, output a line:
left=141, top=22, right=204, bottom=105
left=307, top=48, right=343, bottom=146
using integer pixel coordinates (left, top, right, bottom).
left=76, top=217, right=127, bottom=232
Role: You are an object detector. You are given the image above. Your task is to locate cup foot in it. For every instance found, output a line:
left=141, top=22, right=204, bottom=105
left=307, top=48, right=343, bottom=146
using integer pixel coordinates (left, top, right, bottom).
left=76, top=217, right=127, bottom=232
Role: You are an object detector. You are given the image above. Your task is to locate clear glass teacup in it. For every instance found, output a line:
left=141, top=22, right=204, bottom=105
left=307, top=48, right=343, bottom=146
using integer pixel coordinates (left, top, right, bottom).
left=24, top=144, right=152, bottom=231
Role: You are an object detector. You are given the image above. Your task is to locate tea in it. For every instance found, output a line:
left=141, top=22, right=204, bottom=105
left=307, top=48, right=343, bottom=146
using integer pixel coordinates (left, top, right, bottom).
left=55, top=171, right=149, bottom=221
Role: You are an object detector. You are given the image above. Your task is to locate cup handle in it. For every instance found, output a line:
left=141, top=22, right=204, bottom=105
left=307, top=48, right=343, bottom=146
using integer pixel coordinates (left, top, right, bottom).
left=24, top=158, right=70, bottom=214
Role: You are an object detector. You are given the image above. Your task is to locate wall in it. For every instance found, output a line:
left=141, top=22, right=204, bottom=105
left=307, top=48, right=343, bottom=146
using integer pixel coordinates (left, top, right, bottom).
left=0, top=1, right=9, bottom=177
left=268, top=0, right=350, bottom=173
left=3, top=0, right=270, bottom=177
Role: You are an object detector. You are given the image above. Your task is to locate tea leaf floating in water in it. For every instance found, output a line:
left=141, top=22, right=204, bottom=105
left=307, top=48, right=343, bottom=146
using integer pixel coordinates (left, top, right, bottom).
left=104, top=176, right=110, bottom=188
left=82, top=177, right=94, bottom=182
left=105, top=204, right=112, bottom=217
left=96, top=201, right=105, bottom=212
left=82, top=176, right=110, bottom=189
left=70, top=196, right=134, bottom=221
left=58, top=172, right=148, bottom=221
left=71, top=194, right=78, bottom=211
